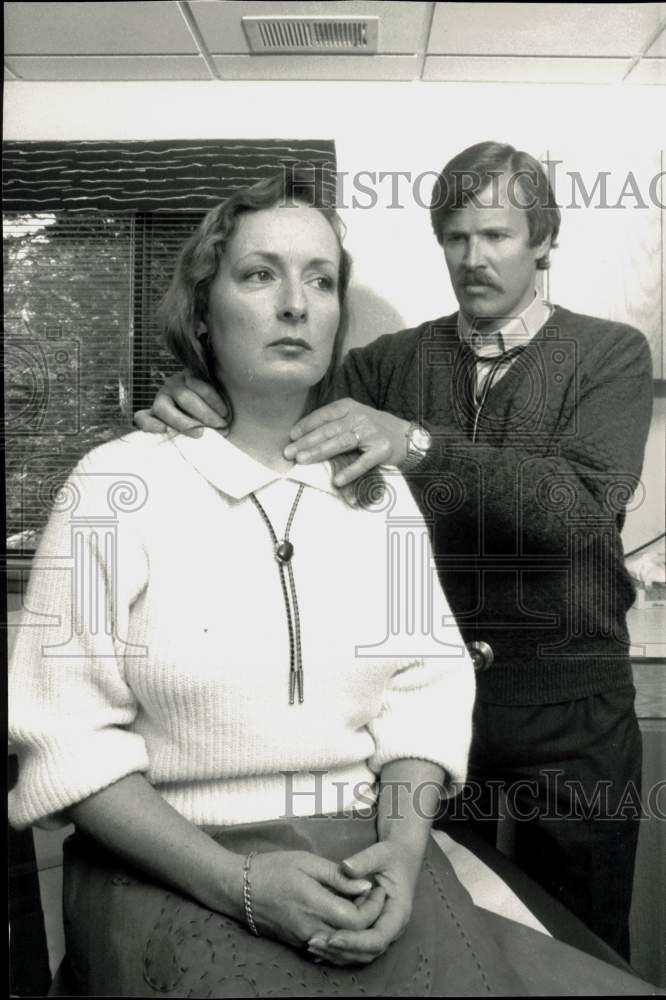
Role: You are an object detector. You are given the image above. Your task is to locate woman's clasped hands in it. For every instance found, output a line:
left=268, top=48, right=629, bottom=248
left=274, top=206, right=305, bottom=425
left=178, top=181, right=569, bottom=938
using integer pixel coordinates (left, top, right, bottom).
left=249, top=842, right=417, bottom=967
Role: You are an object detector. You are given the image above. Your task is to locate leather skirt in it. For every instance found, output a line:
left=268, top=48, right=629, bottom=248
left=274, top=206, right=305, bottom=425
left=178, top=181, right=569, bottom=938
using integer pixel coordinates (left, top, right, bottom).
left=61, top=814, right=661, bottom=997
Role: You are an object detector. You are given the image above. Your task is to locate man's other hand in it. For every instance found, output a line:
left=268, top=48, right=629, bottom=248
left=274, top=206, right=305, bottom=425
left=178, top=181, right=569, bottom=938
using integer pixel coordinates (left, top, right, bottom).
left=134, top=371, right=229, bottom=438
left=284, top=399, right=410, bottom=487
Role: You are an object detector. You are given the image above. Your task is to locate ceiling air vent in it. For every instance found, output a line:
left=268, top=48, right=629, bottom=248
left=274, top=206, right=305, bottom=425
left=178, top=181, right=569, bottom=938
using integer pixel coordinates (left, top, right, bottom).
left=242, top=16, right=379, bottom=55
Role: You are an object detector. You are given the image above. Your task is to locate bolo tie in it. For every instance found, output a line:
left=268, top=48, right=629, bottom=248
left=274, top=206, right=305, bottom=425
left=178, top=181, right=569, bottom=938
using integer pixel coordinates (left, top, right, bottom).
left=249, top=484, right=305, bottom=705
left=471, top=343, right=526, bottom=443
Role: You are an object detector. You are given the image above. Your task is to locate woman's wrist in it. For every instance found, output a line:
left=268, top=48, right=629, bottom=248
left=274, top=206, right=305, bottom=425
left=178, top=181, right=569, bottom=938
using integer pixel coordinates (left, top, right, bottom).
left=376, top=758, right=443, bottom=889
left=191, top=842, right=246, bottom=920
left=67, top=774, right=251, bottom=925
left=379, top=837, right=427, bottom=892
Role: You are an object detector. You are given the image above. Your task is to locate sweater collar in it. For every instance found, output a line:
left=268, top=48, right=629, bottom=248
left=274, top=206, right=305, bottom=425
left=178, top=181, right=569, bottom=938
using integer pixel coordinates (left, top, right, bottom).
left=169, top=428, right=338, bottom=501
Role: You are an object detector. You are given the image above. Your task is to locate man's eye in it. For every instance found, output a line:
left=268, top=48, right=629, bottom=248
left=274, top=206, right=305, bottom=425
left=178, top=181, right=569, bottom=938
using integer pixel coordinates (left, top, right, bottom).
left=486, top=233, right=508, bottom=241
left=444, top=234, right=464, bottom=244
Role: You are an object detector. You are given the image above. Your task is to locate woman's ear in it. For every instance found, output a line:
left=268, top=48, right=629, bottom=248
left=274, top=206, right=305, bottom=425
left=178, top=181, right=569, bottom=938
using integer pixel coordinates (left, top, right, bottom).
left=197, top=321, right=208, bottom=340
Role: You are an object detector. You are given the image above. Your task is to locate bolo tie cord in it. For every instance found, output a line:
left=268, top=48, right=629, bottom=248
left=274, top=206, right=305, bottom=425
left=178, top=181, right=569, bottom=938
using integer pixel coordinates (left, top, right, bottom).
left=249, top=484, right=305, bottom=704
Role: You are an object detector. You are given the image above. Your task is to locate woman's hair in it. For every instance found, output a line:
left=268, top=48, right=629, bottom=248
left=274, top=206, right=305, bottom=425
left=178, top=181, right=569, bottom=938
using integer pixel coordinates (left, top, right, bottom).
left=159, top=168, right=377, bottom=507
left=159, top=168, right=352, bottom=419
left=429, top=141, right=561, bottom=270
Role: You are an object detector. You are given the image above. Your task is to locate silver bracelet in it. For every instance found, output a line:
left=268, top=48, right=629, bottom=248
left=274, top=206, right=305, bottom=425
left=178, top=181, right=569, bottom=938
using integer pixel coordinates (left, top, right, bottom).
left=242, top=850, right=260, bottom=937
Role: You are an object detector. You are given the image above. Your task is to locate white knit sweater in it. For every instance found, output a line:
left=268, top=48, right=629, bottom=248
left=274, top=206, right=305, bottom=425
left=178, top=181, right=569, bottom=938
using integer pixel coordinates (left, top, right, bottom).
left=9, top=430, right=474, bottom=830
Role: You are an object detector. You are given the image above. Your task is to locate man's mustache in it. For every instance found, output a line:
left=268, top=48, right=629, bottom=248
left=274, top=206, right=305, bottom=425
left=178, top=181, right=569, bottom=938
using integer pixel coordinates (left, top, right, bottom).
left=461, top=269, right=499, bottom=289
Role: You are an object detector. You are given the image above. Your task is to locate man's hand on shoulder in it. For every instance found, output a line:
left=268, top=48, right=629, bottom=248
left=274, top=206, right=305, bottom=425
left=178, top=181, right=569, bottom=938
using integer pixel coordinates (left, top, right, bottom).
left=134, top=371, right=229, bottom=438
left=284, top=399, right=410, bottom=487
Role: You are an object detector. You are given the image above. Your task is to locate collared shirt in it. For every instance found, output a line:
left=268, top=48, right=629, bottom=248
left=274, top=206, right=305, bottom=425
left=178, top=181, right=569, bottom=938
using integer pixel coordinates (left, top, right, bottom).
left=171, top=427, right=338, bottom=502
left=458, top=293, right=553, bottom=398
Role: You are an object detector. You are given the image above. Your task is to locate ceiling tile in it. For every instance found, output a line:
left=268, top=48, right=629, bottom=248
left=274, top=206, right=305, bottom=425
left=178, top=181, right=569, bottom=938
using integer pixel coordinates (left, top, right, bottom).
left=645, top=27, right=666, bottom=57
left=212, top=53, right=420, bottom=80
left=423, top=55, right=629, bottom=84
left=4, top=55, right=212, bottom=81
left=192, top=1, right=428, bottom=54
left=625, top=58, right=666, bottom=84
left=428, top=3, right=666, bottom=57
left=3, top=1, right=198, bottom=55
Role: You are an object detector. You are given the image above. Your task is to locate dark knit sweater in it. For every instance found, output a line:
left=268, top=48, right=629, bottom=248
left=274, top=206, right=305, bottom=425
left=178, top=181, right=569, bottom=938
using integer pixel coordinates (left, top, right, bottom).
left=335, top=305, right=653, bottom=705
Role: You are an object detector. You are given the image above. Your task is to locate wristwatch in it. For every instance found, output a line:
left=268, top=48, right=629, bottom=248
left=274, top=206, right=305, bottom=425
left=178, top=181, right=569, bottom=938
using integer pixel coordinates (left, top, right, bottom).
left=401, top=422, right=432, bottom=471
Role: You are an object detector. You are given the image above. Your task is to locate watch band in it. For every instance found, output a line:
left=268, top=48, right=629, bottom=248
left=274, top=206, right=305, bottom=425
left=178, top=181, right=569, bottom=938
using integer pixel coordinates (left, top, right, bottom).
left=402, top=422, right=432, bottom=471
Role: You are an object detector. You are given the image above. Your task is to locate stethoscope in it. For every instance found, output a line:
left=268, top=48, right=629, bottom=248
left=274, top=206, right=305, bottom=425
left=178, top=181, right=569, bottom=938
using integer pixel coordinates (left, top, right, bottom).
left=470, top=344, right=526, bottom=443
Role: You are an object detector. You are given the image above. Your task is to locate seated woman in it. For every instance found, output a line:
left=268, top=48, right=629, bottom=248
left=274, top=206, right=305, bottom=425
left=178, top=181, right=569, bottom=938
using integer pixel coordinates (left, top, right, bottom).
left=9, top=174, right=661, bottom=998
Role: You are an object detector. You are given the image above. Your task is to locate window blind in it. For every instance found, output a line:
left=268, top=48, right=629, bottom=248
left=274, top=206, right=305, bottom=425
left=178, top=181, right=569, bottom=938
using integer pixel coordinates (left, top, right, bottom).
left=130, top=211, right=205, bottom=412
left=4, top=212, right=134, bottom=548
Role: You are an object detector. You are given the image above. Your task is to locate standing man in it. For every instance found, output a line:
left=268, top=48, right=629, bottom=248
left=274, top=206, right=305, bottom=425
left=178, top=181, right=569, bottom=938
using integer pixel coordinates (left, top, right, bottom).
left=137, top=142, right=653, bottom=959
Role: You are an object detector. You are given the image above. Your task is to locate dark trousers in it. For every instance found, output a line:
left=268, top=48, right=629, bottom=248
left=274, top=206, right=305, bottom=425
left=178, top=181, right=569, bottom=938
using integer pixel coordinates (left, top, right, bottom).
left=436, top=684, right=643, bottom=961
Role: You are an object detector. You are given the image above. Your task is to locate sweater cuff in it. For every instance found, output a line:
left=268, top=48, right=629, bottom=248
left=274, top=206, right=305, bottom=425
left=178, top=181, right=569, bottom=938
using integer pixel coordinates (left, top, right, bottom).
left=8, top=728, right=150, bottom=830
left=367, top=684, right=472, bottom=793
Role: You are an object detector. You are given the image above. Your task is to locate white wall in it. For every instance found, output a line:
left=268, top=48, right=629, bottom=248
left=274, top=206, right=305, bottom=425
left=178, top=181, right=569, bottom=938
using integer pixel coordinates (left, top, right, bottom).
left=5, top=80, right=664, bottom=328
left=3, top=79, right=664, bottom=547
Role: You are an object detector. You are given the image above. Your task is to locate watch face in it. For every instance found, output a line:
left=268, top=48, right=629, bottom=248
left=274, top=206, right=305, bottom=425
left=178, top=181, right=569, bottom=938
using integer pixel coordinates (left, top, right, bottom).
left=411, top=427, right=431, bottom=451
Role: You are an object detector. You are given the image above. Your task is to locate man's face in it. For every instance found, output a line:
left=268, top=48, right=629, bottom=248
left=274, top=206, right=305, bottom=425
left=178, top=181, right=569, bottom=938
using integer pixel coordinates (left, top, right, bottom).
left=440, top=174, right=550, bottom=328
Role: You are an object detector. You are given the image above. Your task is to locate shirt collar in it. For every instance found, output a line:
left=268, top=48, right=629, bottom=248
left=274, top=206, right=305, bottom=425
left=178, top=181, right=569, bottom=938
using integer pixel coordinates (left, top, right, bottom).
left=169, top=428, right=338, bottom=501
left=458, top=293, right=552, bottom=359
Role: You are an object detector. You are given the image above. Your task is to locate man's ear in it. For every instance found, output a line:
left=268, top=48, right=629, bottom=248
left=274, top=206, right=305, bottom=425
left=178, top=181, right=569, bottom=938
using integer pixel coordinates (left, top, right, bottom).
left=533, top=234, right=552, bottom=264
left=196, top=321, right=208, bottom=339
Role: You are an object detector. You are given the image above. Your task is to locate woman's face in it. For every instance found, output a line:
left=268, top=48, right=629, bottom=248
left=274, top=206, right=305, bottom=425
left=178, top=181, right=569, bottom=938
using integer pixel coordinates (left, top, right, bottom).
left=205, top=204, right=342, bottom=400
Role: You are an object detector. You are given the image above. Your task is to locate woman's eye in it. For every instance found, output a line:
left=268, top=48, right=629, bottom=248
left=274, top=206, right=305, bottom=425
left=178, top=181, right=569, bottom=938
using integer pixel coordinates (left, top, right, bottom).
left=311, top=275, right=336, bottom=291
left=245, top=269, right=273, bottom=283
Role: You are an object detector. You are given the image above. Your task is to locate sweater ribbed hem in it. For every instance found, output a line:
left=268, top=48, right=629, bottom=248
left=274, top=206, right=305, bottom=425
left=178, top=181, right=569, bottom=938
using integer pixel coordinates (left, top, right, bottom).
left=475, top=657, right=634, bottom=705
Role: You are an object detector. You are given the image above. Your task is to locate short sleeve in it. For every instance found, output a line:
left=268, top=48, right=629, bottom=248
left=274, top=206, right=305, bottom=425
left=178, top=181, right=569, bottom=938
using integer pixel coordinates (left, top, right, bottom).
left=9, top=450, right=150, bottom=829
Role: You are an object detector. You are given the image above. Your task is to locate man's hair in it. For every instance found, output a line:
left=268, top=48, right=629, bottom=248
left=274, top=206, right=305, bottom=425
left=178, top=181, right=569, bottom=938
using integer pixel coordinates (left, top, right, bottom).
left=429, top=141, right=561, bottom=269
left=159, top=168, right=352, bottom=422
